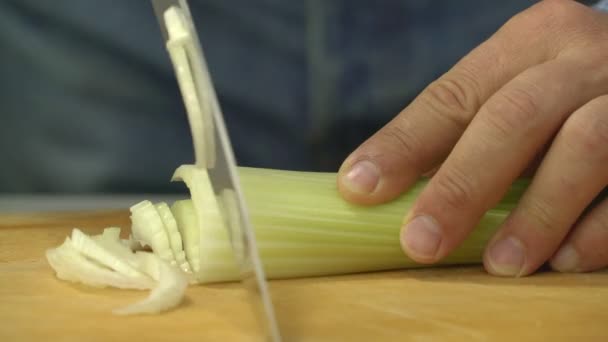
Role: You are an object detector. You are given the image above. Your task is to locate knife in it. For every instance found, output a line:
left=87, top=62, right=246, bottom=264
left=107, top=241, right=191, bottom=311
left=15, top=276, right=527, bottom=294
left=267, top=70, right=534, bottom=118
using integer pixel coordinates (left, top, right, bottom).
left=151, top=1, right=282, bottom=340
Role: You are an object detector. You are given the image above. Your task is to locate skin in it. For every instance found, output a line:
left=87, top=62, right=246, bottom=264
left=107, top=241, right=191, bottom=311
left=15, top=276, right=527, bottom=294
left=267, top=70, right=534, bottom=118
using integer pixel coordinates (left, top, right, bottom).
left=337, top=0, right=608, bottom=277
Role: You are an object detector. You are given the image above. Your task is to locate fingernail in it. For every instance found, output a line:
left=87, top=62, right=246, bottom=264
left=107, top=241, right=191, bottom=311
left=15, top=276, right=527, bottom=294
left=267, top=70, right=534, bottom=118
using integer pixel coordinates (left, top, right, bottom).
left=551, top=245, right=579, bottom=272
left=401, top=215, right=442, bottom=261
left=487, top=236, right=526, bottom=277
left=343, top=160, right=380, bottom=194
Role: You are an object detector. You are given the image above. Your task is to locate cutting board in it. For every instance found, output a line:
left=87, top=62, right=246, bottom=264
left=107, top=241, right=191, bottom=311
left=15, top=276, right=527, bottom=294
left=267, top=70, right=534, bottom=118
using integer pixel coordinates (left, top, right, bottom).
left=1, top=211, right=607, bottom=341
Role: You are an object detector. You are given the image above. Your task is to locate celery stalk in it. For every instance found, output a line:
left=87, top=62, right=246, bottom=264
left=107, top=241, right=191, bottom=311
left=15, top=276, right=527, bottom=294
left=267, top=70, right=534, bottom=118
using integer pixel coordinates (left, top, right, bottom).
left=171, top=166, right=528, bottom=283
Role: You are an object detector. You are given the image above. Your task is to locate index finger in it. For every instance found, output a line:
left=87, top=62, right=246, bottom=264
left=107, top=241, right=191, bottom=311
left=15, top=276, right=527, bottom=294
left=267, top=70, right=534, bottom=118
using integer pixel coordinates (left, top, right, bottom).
left=337, top=1, right=572, bottom=205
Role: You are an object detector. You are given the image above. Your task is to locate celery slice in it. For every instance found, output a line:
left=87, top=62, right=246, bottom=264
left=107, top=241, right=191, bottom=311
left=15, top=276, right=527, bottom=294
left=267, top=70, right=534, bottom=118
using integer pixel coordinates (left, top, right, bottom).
left=130, top=200, right=176, bottom=265
left=70, top=228, right=145, bottom=278
left=155, top=202, right=191, bottom=273
left=171, top=199, right=201, bottom=275
left=46, top=237, right=155, bottom=290
left=46, top=230, right=187, bottom=315
left=113, top=252, right=188, bottom=315
left=171, top=199, right=239, bottom=282
left=171, top=165, right=238, bottom=282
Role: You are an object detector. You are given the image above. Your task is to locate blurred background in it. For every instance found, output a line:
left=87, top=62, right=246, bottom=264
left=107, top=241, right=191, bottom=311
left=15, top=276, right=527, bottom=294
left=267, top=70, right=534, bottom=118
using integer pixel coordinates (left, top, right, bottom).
left=0, top=0, right=577, bottom=198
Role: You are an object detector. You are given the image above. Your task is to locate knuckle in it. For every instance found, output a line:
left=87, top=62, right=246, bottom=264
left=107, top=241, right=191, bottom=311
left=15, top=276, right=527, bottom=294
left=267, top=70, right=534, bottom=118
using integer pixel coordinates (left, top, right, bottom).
left=482, top=85, right=541, bottom=139
left=503, top=2, right=550, bottom=32
left=421, top=74, right=479, bottom=131
left=538, top=0, right=583, bottom=19
left=522, top=196, right=558, bottom=235
left=533, top=0, right=588, bottom=28
left=504, top=0, right=592, bottom=40
left=583, top=117, right=608, bottom=156
left=433, top=167, right=478, bottom=210
left=585, top=43, right=608, bottom=66
left=562, top=102, right=608, bottom=157
left=377, top=123, right=424, bottom=168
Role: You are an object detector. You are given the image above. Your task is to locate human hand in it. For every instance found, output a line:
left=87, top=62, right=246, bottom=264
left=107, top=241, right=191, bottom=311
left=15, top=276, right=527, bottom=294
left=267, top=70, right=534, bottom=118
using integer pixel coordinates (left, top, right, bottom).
left=337, top=0, right=608, bottom=276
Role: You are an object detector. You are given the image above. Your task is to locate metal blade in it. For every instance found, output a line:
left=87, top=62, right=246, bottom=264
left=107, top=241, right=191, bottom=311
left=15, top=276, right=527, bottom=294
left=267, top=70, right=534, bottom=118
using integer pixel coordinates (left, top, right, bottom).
left=151, top=1, right=282, bottom=340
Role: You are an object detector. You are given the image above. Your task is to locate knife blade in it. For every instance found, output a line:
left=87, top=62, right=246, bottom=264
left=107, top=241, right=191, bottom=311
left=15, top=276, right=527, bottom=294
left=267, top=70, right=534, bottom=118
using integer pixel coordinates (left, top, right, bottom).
left=151, top=1, right=282, bottom=340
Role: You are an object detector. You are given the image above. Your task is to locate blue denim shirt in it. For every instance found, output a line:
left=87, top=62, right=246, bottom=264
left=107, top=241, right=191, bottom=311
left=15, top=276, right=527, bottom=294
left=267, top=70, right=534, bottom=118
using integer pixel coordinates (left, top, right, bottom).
left=0, top=1, right=605, bottom=193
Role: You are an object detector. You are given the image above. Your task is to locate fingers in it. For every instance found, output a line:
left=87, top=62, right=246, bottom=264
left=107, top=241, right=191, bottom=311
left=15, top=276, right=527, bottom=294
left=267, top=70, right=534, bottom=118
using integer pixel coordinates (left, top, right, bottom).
left=337, top=10, right=556, bottom=206
left=400, top=60, right=606, bottom=264
left=551, top=195, right=608, bottom=273
left=483, top=95, right=608, bottom=276
left=336, top=0, right=599, bottom=206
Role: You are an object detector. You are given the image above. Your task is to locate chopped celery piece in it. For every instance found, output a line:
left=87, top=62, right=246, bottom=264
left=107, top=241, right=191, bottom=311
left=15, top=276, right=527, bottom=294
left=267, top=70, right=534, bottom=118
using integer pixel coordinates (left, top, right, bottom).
left=46, top=237, right=154, bottom=290
left=172, top=165, right=238, bottom=283
left=171, top=199, right=201, bottom=275
left=130, top=200, right=176, bottom=265
left=113, top=252, right=188, bottom=316
left=70, top=228, right=145, bottom=278
left=46, top=230, right=187, bottom=315
left=171, top=200, right=239, bottom=282
left=155, top=202, right=191, bottom=273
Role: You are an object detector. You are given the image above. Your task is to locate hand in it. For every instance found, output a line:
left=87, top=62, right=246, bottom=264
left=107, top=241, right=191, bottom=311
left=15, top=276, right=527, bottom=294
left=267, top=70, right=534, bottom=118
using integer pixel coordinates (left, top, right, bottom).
left=337, top=0, right=608, bottom=277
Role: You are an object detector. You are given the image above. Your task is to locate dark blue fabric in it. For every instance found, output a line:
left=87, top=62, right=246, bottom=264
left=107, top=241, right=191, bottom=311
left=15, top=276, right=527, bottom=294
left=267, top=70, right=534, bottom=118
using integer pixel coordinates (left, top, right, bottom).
left=596, top=0, right=608, bottom=11
left=0, top=0, right=537, bottom=192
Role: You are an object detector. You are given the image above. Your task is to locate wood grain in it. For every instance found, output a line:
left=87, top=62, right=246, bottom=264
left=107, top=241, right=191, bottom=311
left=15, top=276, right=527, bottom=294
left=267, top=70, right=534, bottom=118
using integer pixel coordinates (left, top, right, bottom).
left=1, top=211, right=607, bottom=341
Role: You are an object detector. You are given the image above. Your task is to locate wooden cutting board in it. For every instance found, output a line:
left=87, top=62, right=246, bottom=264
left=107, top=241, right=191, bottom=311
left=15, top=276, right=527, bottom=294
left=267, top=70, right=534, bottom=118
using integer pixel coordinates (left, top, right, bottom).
left=1, top=211, right=607, bottom=341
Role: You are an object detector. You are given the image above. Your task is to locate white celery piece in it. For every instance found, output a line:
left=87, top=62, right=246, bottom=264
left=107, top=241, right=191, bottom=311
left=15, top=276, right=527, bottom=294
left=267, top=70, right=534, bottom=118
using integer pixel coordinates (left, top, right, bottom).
left=156, top=202, right=191, bottom=273
left=170, top=166, right=527, bottom=283
left=92, top=227, right=141, bottom=269
left=164, top=6, right=215, bottom=168
left=46, top=238, right=155, bottom=290
left=46, top=229, right=188, bottom=315
left=70, top=228, right=146, bottom=278
left=170, top=199, right=200, bottom=274
left=172, top=165, right=239, bottom=283
left=171, top=199, right=240, bottom=282
left=113, top=251, right=188, bottom=316
left=130, top=200, right=176, bottom=265
left=99, top=227, right=121, bottom=241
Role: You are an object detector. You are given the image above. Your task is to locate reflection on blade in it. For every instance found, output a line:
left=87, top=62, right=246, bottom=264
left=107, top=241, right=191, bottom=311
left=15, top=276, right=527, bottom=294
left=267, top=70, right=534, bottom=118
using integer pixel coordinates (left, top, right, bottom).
left=151, top=1, right=282, bottom=341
